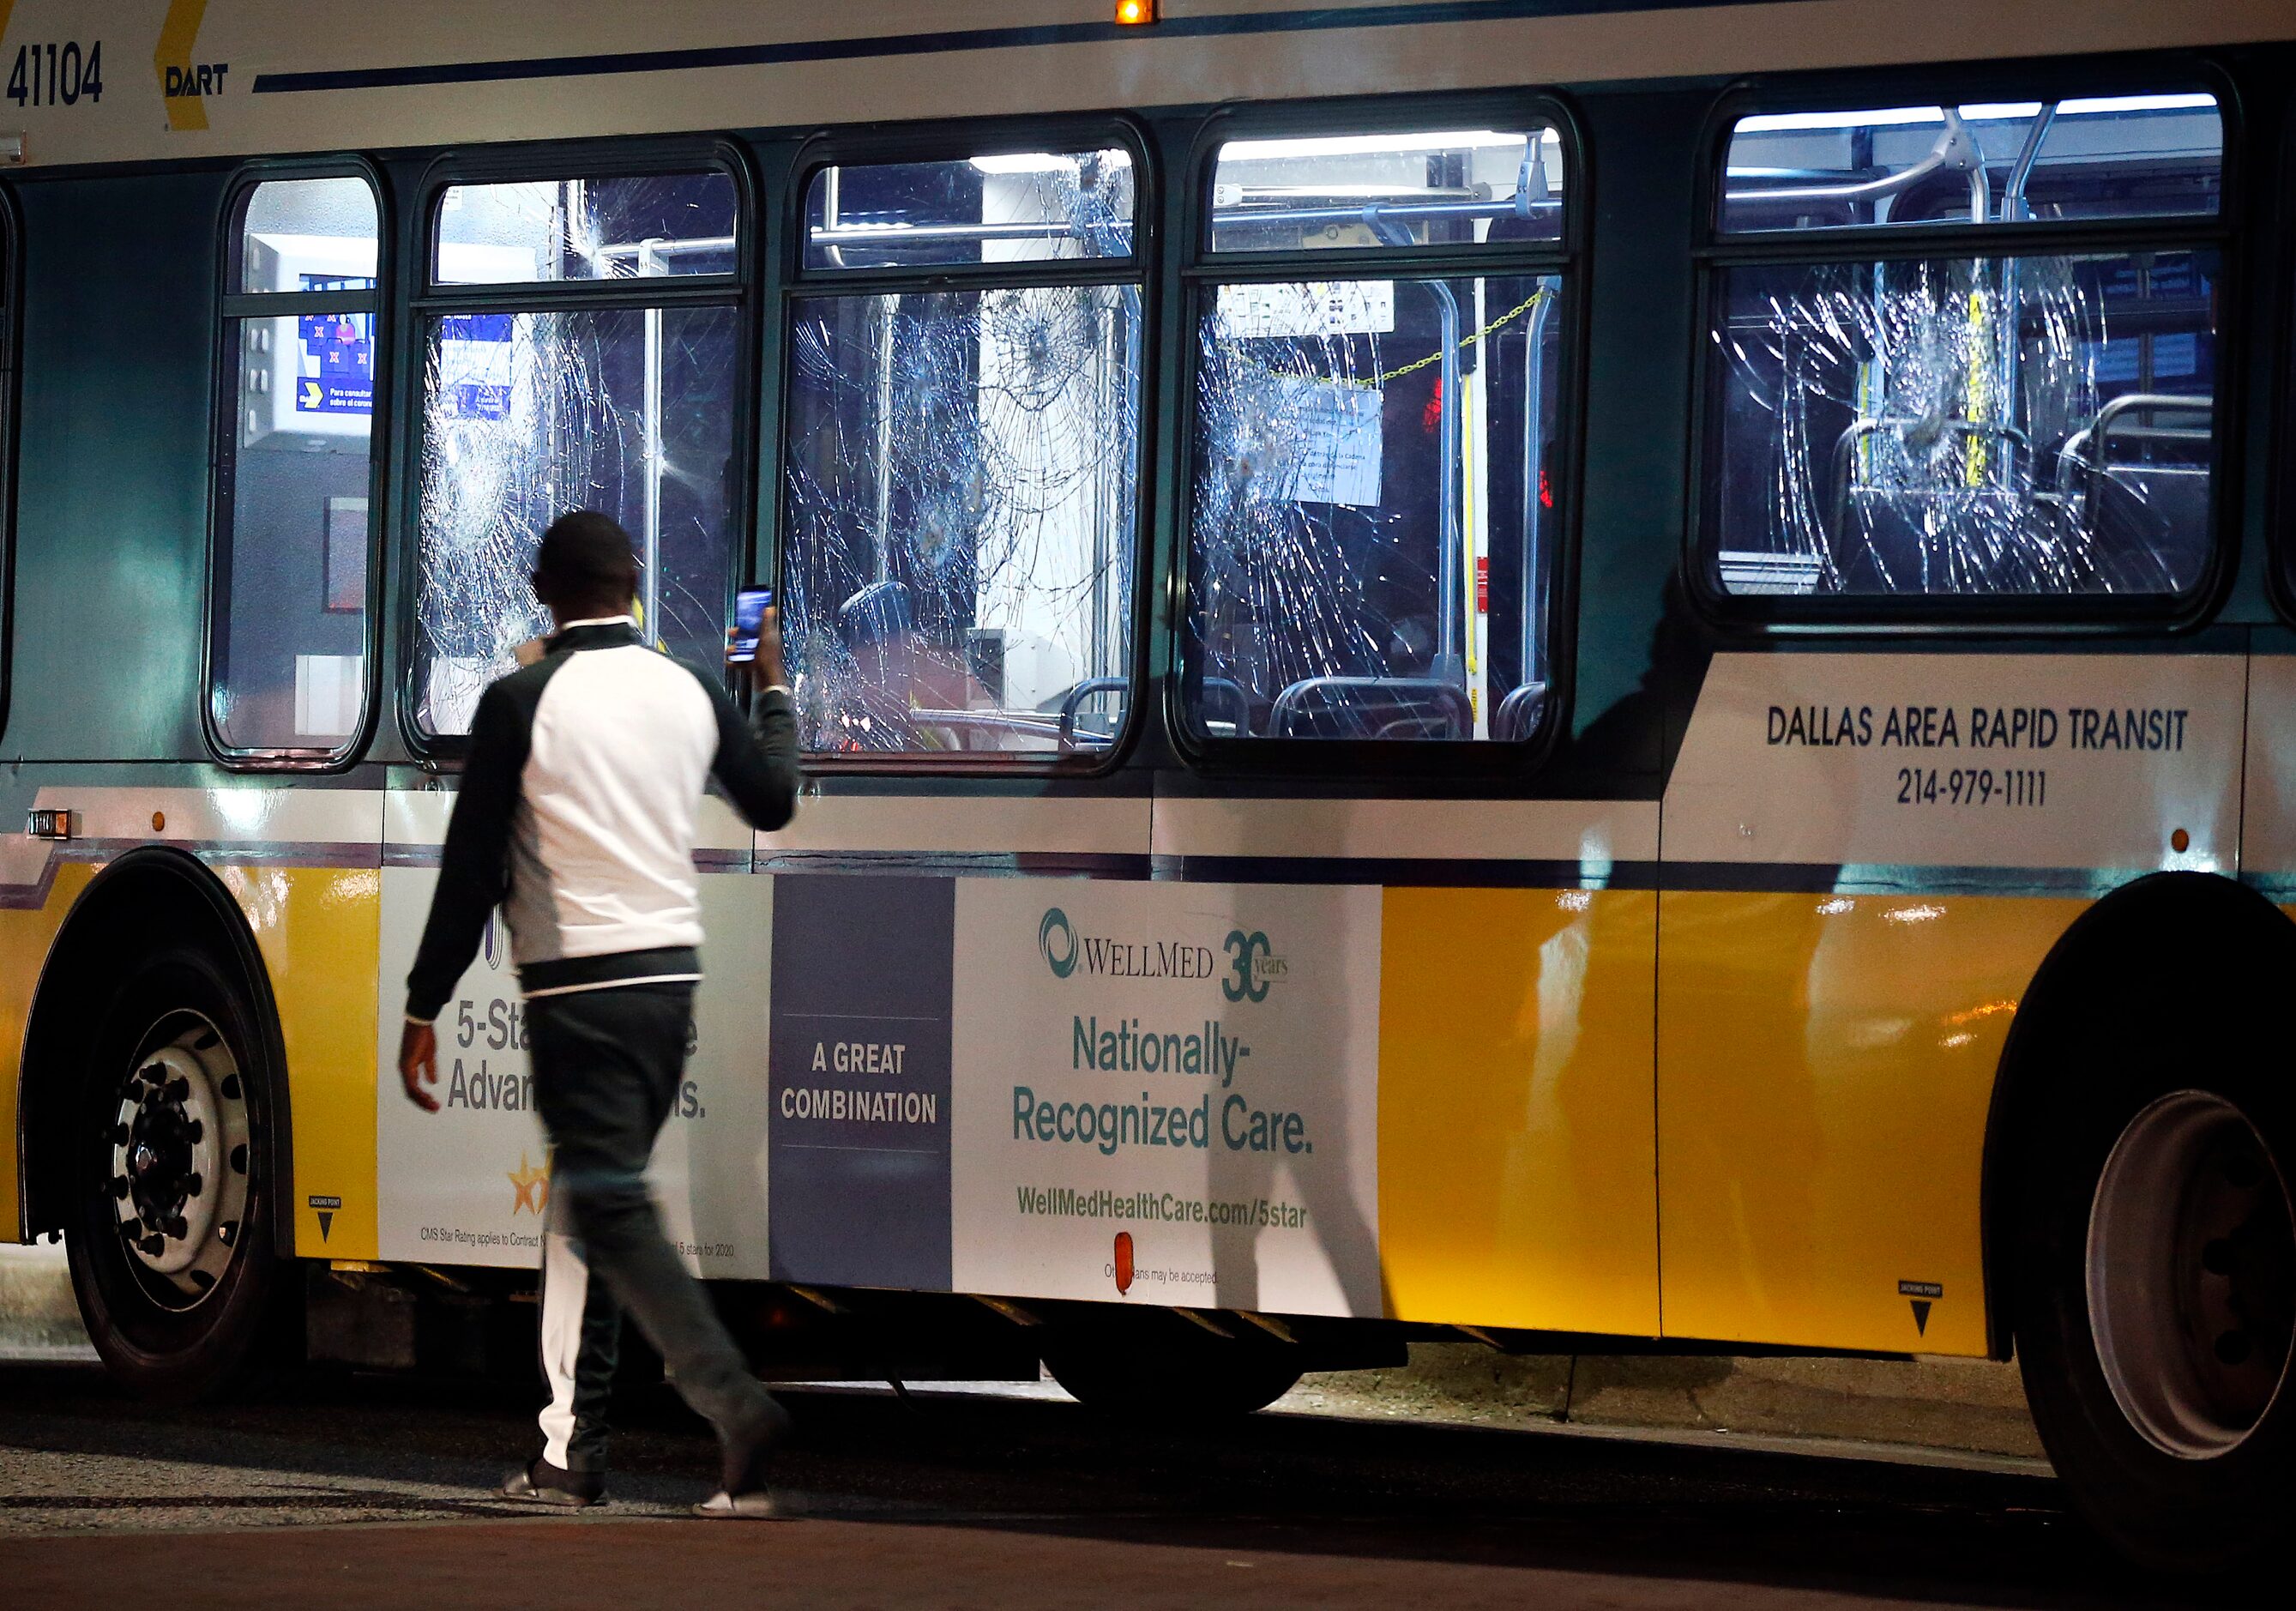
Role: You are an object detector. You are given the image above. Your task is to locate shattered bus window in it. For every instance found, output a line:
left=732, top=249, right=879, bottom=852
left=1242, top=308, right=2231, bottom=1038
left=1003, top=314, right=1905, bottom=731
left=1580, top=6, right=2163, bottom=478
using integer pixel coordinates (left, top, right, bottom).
left=1709, top=252, right=2216, bottom=598
left=805, top=148, right=1135, bottom=270
left=414, top=305, right=738, bottom=734
left=1708, top=92, right=2222, bottom=601
left=1185, top=274, right=1564, bottom=741
left=781, top=286, right=1142, bottom=754
left=434, top=172, right=738, bottom=283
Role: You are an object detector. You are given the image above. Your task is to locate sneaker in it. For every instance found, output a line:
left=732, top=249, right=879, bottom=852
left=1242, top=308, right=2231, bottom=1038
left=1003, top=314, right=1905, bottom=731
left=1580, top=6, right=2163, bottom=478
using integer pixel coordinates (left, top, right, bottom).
left=500, top=1457, right=606, bottom=1509
left=698, top=1393, right=793, bottom=1519
left=693, top=1487, right=792, bottom=1520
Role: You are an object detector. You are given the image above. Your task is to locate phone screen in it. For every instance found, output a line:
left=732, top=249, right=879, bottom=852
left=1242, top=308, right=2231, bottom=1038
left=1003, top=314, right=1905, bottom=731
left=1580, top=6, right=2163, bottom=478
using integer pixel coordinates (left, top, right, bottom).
left=730, top=587, right=774, bottom=662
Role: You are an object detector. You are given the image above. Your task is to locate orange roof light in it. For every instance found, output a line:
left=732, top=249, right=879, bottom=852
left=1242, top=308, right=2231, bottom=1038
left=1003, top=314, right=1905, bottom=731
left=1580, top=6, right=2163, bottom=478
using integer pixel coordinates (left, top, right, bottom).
left=1116, top=0, right=1158, bottom=23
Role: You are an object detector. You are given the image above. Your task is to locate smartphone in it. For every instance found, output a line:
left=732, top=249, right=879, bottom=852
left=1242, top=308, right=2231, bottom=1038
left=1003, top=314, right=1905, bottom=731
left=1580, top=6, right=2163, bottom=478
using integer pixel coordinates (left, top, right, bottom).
left=729, top=587, right=774, bottom=663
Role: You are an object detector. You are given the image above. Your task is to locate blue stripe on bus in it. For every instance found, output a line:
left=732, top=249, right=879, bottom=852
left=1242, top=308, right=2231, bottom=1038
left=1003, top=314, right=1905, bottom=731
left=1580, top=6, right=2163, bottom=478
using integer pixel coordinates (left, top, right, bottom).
left=250, top=0, right=1811, bottom=94
left=756, top=850, right=1151, bottom=880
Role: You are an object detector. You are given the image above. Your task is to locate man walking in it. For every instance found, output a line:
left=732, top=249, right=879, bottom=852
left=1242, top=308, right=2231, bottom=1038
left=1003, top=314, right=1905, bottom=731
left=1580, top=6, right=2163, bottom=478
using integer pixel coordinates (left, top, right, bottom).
left=398, top=510, right=800, bottom=1517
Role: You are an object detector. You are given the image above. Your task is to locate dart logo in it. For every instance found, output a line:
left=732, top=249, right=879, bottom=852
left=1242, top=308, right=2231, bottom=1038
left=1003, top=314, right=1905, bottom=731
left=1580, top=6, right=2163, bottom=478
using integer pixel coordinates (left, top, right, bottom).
left=1112, top=1230, right=1134, bottom=1294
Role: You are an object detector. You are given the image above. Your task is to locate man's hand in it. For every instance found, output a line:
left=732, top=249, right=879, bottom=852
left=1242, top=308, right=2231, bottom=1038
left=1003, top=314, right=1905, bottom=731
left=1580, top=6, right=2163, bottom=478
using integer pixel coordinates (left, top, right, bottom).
left=399, top=1020, right=440, bottom=1113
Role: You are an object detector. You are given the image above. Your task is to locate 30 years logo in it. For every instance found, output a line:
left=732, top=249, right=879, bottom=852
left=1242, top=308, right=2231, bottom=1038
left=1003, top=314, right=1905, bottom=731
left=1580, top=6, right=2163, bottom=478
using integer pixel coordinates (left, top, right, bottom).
left=1221, top=928, right=1286, bottom=1003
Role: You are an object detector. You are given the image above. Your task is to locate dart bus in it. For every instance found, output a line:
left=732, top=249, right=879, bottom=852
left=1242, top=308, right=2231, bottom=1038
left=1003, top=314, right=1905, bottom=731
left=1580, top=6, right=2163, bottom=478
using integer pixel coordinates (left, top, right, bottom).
left=2, top=0, right=2293, bottom=1570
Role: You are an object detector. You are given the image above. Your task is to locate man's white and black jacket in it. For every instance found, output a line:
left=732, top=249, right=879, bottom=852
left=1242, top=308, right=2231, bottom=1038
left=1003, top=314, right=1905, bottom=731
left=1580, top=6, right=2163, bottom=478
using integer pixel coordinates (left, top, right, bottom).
left=405, top=619, right=800, bottom=1023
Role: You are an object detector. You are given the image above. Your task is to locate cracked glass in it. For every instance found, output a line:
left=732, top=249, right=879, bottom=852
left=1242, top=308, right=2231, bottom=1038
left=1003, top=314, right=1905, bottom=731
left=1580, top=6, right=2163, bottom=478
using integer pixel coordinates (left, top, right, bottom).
left=1708, top=92, right=2222, bottom=600
left=782, top=285, right=1142, bottom=754
left=1186, top=274, right=1564, bottom=741
left=805, top=148, right=1135, bottom=270
left=434, top=172, right=737, bottom=283
left=414, top=305, right=739, bottom=735
left=1708, top=251, right=2217, bottom=598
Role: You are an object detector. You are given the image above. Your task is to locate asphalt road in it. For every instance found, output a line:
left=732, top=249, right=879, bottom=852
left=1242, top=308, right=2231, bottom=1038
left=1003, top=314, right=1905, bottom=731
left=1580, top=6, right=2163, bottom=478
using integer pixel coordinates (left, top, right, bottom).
left=0, top=1360, right=2245, bottom=1609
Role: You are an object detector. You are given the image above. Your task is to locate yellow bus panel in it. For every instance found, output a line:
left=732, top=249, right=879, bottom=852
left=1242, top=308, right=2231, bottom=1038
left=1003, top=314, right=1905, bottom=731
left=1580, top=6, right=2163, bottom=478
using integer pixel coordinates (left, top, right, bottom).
left=218, top=866, right=383, bottom=1262
left=1657, top=890, right=2078, bottom=1355
left=0, top=863, right=99, bottom=1241
left=1378, top=886, right=1659, bottom=1334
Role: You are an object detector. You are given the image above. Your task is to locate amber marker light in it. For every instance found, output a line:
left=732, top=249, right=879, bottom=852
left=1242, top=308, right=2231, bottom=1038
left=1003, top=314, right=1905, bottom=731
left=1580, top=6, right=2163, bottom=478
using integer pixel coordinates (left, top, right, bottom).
left=1115, top=0, right=1158, bottom=24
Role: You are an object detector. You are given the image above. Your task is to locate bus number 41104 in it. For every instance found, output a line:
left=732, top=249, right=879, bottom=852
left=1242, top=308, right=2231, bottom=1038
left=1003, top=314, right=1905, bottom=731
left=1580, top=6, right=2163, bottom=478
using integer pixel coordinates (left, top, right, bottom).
left=8, top=41, right=104, bottom=108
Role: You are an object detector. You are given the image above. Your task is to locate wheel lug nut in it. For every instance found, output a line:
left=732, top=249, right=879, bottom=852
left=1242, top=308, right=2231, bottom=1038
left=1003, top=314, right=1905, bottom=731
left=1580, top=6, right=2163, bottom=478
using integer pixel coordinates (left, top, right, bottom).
left=184, top=1119, right=203, bottom=1143
left=139, top=1234, right=165, bottom=1258
left=108, top=1176, right=130, bottom=1201
left=184, top=1173, right=203, bottom=1198
left=108, top=1125, right=130, bottom=1148
left=163, top=1077, right=190, bottom=1102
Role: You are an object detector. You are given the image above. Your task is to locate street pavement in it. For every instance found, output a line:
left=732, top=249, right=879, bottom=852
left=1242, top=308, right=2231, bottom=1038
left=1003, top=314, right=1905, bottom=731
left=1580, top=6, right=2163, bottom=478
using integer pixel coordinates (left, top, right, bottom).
left=0, top=1360, right=2242, bottom=1608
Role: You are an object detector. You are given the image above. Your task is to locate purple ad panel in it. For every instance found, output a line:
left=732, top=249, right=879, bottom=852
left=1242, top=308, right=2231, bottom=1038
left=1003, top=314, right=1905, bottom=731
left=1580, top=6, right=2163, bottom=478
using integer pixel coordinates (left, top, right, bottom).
left=768, top=875, right=953, bottom=1288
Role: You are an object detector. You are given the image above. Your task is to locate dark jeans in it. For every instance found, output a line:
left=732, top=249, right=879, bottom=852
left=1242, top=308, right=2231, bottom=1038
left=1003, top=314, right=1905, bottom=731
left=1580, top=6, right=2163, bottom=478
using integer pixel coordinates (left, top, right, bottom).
left=528, top=981, right=772, bottom=1466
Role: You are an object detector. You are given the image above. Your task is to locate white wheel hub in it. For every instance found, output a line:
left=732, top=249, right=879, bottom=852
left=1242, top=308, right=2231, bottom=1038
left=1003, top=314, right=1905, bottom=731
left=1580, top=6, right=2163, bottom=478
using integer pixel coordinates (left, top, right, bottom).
left=2087, top=1089, right=2295, bottom=1458
left=105, top=1013, right=251, bottom=1306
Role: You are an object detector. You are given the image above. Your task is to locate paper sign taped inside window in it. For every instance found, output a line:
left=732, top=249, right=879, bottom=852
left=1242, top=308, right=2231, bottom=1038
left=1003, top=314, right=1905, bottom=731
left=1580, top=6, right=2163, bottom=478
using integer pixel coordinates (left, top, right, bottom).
left=1218, top=281, right=1395, bottom=340
left=1269, top=372, right=1384, bottom=508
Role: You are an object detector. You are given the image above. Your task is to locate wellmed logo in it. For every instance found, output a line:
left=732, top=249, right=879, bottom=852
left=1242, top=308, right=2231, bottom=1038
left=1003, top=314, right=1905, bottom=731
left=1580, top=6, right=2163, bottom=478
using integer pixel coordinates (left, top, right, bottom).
left=1040, top=908, right=1079, bottom=979
left=1039, top=908, right=1285, bottom=997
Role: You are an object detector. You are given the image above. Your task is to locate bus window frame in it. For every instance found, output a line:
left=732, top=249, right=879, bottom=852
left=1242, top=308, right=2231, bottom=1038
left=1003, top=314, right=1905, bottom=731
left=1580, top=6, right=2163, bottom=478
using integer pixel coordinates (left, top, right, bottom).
left=399, top=136, right=761, bottom=761
left=777, top=112, right=1158, bottom=778
left=0, top=180, right=19, bottom=752
left=1168, top=90, right=1588, bottom=781
left=202, top=156, right=392, bottom=771
left=1684, top=59, right=2245, bottom=636
left=2269, top=94, right=2296, bottom=628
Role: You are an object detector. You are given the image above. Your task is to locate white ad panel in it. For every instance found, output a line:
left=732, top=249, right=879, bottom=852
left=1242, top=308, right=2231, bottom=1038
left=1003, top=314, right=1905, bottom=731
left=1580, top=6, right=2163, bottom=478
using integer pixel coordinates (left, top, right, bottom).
left=1665, top=653, right=2245, bottom=873
left=375, top=867, right=774, bottom=1275
left=949, top=879, right=1383, bottom=1318
left=2243, top=655, right=2296, bottom=881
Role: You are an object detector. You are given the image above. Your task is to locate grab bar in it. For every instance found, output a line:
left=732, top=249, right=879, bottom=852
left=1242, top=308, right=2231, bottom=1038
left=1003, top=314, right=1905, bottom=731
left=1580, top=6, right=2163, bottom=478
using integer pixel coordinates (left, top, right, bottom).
left=2054, top=393, right=2213, bottom=504
left=1056, top=677, right=1130, bottom=748
left=1268, top=676, right=1473, bottom=741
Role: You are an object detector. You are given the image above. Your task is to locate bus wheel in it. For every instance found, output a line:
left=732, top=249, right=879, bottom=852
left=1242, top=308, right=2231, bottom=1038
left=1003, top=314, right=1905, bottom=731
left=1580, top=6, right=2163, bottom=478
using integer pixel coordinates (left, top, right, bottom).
left=1042, top=1324, right=1302, bottom=1417
left=64, top=945, right=287, bottom=1402
left=2016, top=1080, right=2295, bottom=1571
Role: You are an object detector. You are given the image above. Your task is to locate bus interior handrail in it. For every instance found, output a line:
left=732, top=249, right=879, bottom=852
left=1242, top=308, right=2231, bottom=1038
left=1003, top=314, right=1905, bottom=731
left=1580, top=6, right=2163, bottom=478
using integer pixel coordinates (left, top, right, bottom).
left=1057, top=677, right=1130, bottom=748
left=1268, top=675, right=1474, bottom=741
left=2054, top=392, right=2214, bottom=504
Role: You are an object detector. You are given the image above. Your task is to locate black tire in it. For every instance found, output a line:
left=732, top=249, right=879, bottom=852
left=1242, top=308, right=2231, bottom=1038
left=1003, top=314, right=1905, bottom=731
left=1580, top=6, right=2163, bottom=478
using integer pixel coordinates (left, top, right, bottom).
left=63, top=944, right=291, bottom=1402
left=2012, top=999, right=2295, bottom=1572
left=1041, top=1319, right=1302, bottom=1417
